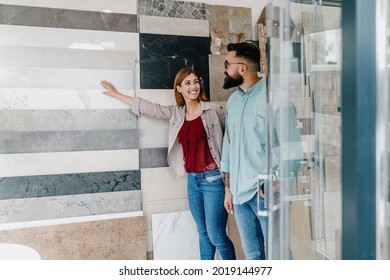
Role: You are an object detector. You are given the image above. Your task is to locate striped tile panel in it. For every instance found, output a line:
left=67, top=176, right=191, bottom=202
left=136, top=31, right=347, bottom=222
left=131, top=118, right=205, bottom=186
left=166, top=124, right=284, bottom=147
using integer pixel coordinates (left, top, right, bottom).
left=0, top=170, right=140, bottom=200
left=0, top=67, right=133, bottom=89
left=0, top=46, right=136, bottom=70
left=0, top=0, right=137, bottom=14
left=0, top=25, right=139, bottom=51
left=139, top=15, right=209, bottom=37
left=0, top=110, right=137, bottom=131
left=0, top=89, right=134, bottom=110
left=0, top=130, right=138, bottom=154
left=0, top=4, right=137, bottom=32
left=0, top=149, right=139, bottom=177
left=0, top=190, right=141, bottom=223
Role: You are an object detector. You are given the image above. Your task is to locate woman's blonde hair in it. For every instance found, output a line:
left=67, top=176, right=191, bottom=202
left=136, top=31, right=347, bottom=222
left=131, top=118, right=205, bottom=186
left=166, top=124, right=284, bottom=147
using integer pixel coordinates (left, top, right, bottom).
left=174, top=68, right=208, bottom=106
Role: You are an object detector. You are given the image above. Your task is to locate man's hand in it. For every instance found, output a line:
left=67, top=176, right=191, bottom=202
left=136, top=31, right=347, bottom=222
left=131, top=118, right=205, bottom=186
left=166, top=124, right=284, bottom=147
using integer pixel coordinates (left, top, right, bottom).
left=224, top=187, right=234, bottom=215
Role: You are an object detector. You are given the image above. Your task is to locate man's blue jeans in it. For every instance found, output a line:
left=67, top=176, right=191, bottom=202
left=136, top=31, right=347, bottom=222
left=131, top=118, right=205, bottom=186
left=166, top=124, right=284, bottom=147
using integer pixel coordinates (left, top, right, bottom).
left=234, top=193, right=267, bottom=260
left=187, top=169, right=236, bottom=260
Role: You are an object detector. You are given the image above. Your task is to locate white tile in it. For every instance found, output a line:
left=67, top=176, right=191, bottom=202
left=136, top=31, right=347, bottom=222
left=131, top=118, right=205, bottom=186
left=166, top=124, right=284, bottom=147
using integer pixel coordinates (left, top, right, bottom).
left=0, top=149, right=139, bottom=177
left=152, top=210, right=200, bottom=260
left=136, top=89, right=177, bottom=149
left=0, top=190, right=141, bottom=223
left=0, top=0, right=137, bottom=14
left=0, top=46, right=136, bottom=70
left=0, top=88, right=134, bottom=110
left=0, top=25, right=139, bottom=51
left=301, top=135, right=315, bottom=154
left=141, top=167, right=187, bottom=202
left=323, top=191, right=341, bottom=260
left=0, top=67, right=133, bottom=89
left=142, top=198, right=189, bottom=231
left=139, top=15, right=209, bottom=37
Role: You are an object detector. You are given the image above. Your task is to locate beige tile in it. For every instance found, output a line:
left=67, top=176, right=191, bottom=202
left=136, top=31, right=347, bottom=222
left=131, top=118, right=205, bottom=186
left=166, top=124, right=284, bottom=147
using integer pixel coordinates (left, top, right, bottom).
left=141, top=167, right=187, bottom=202
left=227, top=214, right=245, bottom=260
left=290, top=200, right=314, bottom=259
left=0, top=216, right=146, bottom=259
left=209, top=55, right=235, bottom=101
left=323, top=191, right=341, bottom=260
left=325, top=156, right=341, bottom=191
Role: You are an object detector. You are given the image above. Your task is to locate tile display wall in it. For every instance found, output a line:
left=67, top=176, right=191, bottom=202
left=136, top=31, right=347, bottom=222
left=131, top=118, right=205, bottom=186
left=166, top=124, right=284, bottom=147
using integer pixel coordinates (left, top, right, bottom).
left=0, top=0, right=256, bottom=259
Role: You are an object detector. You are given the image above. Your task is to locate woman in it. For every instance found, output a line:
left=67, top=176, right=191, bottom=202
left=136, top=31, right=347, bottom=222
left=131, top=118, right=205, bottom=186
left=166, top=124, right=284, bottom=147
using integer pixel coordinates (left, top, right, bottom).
left=100, top=68, right=236, bottom=260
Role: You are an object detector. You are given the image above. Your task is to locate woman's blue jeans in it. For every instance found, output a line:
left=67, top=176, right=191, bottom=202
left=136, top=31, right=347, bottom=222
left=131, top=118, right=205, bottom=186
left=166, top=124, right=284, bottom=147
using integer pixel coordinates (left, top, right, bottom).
left=187, top=169, right=236, bottom=260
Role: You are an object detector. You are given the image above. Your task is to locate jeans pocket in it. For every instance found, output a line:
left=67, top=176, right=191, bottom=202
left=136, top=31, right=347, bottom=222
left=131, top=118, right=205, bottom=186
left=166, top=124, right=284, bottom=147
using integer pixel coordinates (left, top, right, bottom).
left=205, top=174, right=222, bottom=183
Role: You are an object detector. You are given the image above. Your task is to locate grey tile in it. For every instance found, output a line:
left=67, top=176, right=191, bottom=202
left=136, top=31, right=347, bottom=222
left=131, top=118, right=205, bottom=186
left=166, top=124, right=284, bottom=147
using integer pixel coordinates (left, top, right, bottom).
left=140, top=148, right=168, bottom=168
left=0, top=170, right=140, bottom=200
left=0, top=4, right=137, bottom=32
left=138, top=0, right=206, bottom=20
left=0, top=129, right=138, bottom=154
left=0, top=110, right=137, bottom=131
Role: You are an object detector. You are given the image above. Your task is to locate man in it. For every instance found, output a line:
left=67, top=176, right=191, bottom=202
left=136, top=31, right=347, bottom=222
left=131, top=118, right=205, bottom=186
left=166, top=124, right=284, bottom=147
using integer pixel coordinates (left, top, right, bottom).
left=220, top=42, right=302, bottom=260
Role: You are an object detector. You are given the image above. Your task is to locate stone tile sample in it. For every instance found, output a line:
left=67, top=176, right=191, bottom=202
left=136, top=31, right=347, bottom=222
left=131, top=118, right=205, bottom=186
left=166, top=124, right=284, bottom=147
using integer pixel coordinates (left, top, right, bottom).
left=0, top=190, right=141, bottom=223
left=209, top=54, right=236, bottom=101
left=139, top=15, right=209, bottom=37
left=140, top=148, right=169, bottom=168
left=290, top=200, right=314, bottom=259
left=0, top=25, right=139, bottom=51
left=0, top=4, right=137, bottom=32
left=323, top=191, right=341, bottom=260
left=325, top=156, right=341, bottom=191
left=152, top=210, right=199, bottom=260
left=0, top=68, right=133, bottom=89
left=0, top=46, right=136, bottom=70
left=226, top=214, right=245, bottom=260
left=139, top=34, right=210, bottom=95
left=0, top=214, right=146, bottom=259
left=0, top=110, right=137, bottom=131
left=0, top=150, right=139, bottom=177
left=0, top=130, right=138, bottom=154
left=0, top=170, right=140, bottom=200
left=138, top=0, right=206, bottom=20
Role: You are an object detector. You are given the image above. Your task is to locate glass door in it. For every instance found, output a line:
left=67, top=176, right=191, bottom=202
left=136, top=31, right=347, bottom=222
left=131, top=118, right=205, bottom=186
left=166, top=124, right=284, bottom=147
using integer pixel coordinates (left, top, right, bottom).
left=261, top=0, right=342, bottom=259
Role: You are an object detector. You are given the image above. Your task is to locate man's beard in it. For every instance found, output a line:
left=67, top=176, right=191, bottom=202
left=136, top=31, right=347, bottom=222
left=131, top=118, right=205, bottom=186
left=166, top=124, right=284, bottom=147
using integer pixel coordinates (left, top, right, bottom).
left=223, top=72, right=243, bottom=89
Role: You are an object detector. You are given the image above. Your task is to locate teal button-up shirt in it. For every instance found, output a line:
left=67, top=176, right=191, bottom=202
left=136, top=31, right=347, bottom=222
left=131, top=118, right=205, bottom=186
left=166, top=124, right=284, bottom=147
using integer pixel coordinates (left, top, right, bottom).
left=221, top=78, right=303, bottom=205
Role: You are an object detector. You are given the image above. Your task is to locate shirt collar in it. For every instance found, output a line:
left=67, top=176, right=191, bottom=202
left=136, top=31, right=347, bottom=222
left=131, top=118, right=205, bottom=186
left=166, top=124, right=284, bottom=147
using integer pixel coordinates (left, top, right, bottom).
left=237, top=78, right=265, bottom=97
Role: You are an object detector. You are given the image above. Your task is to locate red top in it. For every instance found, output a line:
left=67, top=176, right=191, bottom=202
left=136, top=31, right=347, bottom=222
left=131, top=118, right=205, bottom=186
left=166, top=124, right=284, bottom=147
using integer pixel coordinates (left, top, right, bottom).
left=178, top=115, right=217, bottom=172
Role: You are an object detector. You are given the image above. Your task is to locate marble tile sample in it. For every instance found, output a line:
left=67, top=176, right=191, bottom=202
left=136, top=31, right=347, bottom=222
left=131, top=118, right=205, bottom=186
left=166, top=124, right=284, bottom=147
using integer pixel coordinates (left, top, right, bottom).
left=0, top=67, right=133, bottom=89
left=136, top=89, right=176, bottom=149
left=0, top=4, right=137, bottom=33
left=0, top=149, right=139, bottom=177
left=140, top=148, right=168, bottom=168
left=0, top=25, right=140, bottom=51
left=139, top=34, right=210, bottom=95
left=0, top=0, right=137, bottom=14
left=208, top=54, right=235, bottom=101
left=0, top=110, right=137, bottom=131
left=0, top=129, right=138, bottom=154
left=139, top=15, right=209, bottom=37
left=0, top=170, right=140, bottom=200
left=152, top=210, right=199, bottom=260
left=0, top=190, right=141, bottom=223
left=143, top=198, right=189, bottom=252
left=325, top=156, right=341, bottom=192
left=0, top=89, right=135, bottom=110
left=141, top=167, right=187, bottom=202
left=0, top=214, right=146, bottom=259
left=0, top=46, right=136, bottom=70
left=206, top=5, right=252, bottom=53
left=138, top=0, right=206, bottom=20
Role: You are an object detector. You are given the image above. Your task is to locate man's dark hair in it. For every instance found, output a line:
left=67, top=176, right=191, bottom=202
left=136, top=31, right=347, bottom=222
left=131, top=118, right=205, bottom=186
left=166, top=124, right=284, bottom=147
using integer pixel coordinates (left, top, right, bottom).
left=227, top=42, right=260, bottom=72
